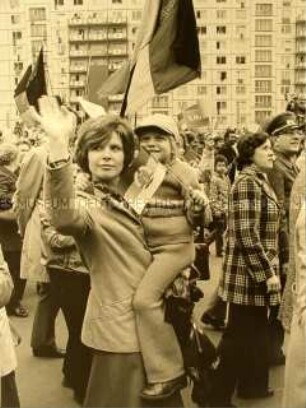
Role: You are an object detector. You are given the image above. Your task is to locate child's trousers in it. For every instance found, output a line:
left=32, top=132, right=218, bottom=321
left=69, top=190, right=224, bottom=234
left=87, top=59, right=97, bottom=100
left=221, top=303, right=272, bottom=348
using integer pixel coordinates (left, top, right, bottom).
left=133, top=234, right=195, bottom=383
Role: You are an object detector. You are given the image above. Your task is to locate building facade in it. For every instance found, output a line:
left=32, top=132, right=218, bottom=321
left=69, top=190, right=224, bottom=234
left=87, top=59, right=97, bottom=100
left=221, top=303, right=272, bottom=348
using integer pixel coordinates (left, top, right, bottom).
left=0, top=0, right=305, bottom=131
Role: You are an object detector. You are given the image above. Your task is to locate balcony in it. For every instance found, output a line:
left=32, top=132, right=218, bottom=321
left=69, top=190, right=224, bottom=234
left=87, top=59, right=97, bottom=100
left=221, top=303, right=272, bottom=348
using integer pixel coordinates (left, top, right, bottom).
left=69, top=16, right=127, bottom=27
left=88, top=34, right=108, bottom=41
left=69, top=17, right=88, bottom=26
left=107, top=33, right=127, bottom=40
left=69, top=35, right=88, bottom=42
left=69, top=95, right=82, bottom=103
left=69, top=49, right=88, bottom=57
left=295, top=77, right=306, bottom=85
left=70, top=80, right=86, bottom=88
left=88, top=49, right=108, bottom=57
left=108, top=49, right=128, bottom=57
left=295, top=60, right=306, bottom=69
left=70, top=64, right=87, bottom=73
left=296, top=48, right=306, bottom=55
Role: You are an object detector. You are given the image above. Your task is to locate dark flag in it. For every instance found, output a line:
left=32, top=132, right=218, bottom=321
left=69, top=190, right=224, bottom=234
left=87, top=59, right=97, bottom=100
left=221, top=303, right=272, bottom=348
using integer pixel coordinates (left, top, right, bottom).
left=122, top=0, right=201, bottom=115
left=98, top=0, right=201, bottom=116
left=14, top=48, right=47, bottom=114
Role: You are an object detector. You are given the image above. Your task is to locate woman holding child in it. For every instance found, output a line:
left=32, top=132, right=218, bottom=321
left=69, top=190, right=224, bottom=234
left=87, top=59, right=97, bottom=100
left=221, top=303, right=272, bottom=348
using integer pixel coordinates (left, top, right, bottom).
left=32, top=97, right=207, bottom=407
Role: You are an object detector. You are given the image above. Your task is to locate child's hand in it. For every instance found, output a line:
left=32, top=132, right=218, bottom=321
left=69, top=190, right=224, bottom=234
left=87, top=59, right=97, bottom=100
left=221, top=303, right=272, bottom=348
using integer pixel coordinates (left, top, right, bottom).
left=135, top=166, right=154, bottom=188
left=75, top=171, right=91, bottom=192
left=187, top=188, right=209, bottom=212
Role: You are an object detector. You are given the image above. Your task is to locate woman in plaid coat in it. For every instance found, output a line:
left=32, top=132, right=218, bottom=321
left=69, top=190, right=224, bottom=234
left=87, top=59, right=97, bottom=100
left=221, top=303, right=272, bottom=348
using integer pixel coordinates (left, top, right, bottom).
left=210, top=132, right=282, bottom=407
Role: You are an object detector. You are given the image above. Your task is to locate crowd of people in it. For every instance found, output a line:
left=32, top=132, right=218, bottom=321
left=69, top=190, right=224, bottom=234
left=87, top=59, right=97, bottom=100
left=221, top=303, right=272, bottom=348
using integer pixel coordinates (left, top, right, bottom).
left=0, top=96, right=305, bottom=408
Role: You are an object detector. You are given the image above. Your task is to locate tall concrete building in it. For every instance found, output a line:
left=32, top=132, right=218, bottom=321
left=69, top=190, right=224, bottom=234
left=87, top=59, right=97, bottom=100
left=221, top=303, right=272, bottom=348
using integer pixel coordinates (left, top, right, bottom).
left=170, top=0, right=306, bottom=130
left=0, top=0, right=305, bottom=130
left=295, top=11, right=306, bottom=96
left=0, top=0, right=144, bottom=128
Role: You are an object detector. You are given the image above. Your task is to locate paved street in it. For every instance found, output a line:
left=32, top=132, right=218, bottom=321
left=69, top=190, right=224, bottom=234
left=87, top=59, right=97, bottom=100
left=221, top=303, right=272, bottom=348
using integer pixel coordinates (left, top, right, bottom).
left=11, top=254, right=285, bottom=408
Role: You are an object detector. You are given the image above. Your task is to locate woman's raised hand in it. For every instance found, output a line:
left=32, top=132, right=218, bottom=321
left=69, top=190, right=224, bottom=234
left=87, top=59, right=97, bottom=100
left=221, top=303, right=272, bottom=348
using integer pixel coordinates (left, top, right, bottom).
left=31, top=96, right=77, bottom=161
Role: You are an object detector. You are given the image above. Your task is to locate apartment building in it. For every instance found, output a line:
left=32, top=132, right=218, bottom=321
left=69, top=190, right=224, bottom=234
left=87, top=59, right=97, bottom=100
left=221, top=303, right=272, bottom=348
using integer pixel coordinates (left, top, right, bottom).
left=0, top=0, right=144, bottom=128
left=295, top=11, right=306, bottom=96
left=0, top=0, right=305, bottom=130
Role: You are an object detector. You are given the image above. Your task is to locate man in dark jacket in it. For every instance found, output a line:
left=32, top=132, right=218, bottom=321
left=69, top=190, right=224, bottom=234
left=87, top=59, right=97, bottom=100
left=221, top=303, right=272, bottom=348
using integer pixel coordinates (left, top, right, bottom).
left=0, top=143, right=28, bottom=317
left=265, top=111, right=302, bottom=366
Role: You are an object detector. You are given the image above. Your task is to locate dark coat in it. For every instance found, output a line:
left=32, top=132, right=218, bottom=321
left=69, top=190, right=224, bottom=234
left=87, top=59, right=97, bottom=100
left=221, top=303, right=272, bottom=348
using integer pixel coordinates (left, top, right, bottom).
left=267, top=152, right=299, bottom=264
left=0, top=166, right=22, bottom=252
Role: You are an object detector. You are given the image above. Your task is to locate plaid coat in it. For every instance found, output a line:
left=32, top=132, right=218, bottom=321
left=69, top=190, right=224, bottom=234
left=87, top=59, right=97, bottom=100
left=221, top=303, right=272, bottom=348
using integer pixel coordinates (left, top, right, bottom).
left=219, top=165, right=281, bottom=306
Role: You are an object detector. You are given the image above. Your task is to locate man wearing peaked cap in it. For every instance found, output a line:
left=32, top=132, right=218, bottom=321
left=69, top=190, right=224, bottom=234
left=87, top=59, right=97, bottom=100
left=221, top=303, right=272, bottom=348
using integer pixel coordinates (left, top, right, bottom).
left=265, top=111, right=303, bottom=367
left=264, top=112, right=300, bottom=136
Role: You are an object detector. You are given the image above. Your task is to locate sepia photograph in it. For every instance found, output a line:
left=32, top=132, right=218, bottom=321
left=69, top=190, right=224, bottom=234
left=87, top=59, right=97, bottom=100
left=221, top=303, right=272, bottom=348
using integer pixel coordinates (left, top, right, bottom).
left=0, top=0, right=305, bottom=407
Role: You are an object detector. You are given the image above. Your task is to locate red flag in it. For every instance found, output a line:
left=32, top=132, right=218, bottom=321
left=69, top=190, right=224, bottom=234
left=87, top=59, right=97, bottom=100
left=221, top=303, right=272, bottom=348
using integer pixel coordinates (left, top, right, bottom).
left=123, top=0, right=201, bottom=115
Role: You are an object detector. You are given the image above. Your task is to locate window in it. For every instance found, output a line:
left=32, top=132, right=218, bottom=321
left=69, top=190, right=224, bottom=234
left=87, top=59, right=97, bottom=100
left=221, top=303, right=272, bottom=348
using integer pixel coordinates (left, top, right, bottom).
left=216, top=101, right=227, bottom=113
left=255, top=4, right=273, bottom=16
left=11, top=15, right=20, bottom=24
left=12, top=31, right=22, bottom=40
left=255, top=80, right=272, bottom=92
left=236, top=10, right=246, bottom=19
left=281, top=79, right=291, bottom=86
left=112, top=0, right=122, bottom=3
left=29, top=7, right=46, bottom=21
left=236, top=86, right=246, bottom=94
left=255, top=65, right=272, bottom=77
left=216, top=0, right=226, bottom=2
left=281, top=86, right=290, bottom=95
left=217, top=56, right=226, bottom=64
left=216, top=40, right=226, bottom=49
left=14, top=62, right=23, bottom=74
left=178, top=101, right=188, bottom=110
left=132, top=10, right=142, bottom=21
left=216, top=86, right=226, bottom=95
left=216, top=10, right=226, bottom=18
left=255, top=95, right=272, bottom=108
left=236, top=56, right=246, bottom=64
left=220, top=71, right=227, bottom=81
left=236, top=25, right=246, bottom=40
left=55, top=0, right=64, bottom=5
left=152, top=96, right=168, bottom=109
left=10, top=0, right=20, bottom=8
left=196, top=11, right=201, bottom=18
left=282, top=24, right=291, bottom=34
left=198, top=86, right=207, bottom=95
left=31, top=24, right=47, bottom=37
left=255, top=35, right=272, bottom=46
left=255, top=110, right=271, bottom=123
left=255, top=50, right=272, bottom=62
left=198, top=26, right=207, bottom=35
left=74, top=0, right=83, bottom=4
left=255, top=19, right=272, bottom=32
left=216, top=26, right=226, bottom=34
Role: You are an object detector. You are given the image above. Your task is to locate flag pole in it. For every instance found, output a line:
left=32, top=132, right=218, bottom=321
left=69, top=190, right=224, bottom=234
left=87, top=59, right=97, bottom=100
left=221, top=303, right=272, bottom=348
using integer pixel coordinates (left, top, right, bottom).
left=86, top=54, right=92, bottom=99
left=119, top=65, right=135, bottom=118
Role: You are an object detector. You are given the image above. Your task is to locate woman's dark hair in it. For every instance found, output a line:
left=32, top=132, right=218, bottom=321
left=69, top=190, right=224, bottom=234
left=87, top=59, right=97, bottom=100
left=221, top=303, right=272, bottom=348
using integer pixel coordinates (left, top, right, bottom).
left=236, top=132, right=269, bottom=170
left=223, top=127, right=237, bottom=141
left=214, top=154, right=228, bottom=168
left=74, top=115, right=137, bottom=175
